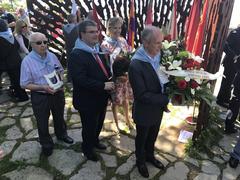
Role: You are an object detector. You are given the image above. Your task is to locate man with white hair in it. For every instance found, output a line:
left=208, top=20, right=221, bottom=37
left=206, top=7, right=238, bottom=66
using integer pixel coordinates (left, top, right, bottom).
left=20, top=32, right=73, bottom=156
left=129, top=26, right=169, bottom=178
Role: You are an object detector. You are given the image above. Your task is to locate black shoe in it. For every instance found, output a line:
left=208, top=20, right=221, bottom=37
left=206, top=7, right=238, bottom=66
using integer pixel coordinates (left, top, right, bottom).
left=84, top=151, right=99, bottom=161
left=229, top=156, right=239, bottom=168
left=225, top=128, right=238, bottom=134
left=137, top=163, right=149, bottom=178
left=42, top=147, right=53, bottom=157
left=57, top=135, right=74, bottom=144
left=16, top=96, right=29, bottom=102
left=146, top=157, right=165, bottom=170
left=216, top=100, right=229, bottom=108
left=95, top=143, right=107, bottom=150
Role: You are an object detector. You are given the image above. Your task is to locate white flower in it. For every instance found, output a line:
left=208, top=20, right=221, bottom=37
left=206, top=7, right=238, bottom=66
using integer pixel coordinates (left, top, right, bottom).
left=164, top=50, right=172, bottom=56
left=185, top=76, right=190, bottom=82
left=195, top=78, right=202, bottom=84
left=168, top=60, right=182, bottom=70
left=207, top=83, right=211, bottom=89
left=191, top=88, right=195, bottom=95
left=162, top=40, right=177, bottom=49
left=190, top=53, right=204, bottom=63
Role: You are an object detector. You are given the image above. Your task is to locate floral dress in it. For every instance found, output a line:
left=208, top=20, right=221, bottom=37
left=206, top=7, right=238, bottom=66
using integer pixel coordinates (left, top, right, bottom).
left=101, top=36, right=133, bottom=105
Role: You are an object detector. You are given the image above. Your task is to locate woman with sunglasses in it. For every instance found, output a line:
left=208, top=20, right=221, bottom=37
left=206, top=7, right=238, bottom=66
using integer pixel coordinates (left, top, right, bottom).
left=101, top=17, right=133, bottom=132
left=14, top=20, right=32, bottom=59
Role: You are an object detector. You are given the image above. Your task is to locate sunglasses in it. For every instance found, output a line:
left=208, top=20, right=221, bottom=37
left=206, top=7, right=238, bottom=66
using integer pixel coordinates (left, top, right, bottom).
left=32, top=41, right=48, bottom=45
left=21, top=25, right=27, bottom=28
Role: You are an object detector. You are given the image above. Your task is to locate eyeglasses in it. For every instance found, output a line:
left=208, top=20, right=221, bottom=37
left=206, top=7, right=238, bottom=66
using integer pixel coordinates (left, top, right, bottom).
left=32, top=41, right=48, bottom=45
left=21, top=25, right=27, bottom=28
left=84, top=30, right=99, bottom=34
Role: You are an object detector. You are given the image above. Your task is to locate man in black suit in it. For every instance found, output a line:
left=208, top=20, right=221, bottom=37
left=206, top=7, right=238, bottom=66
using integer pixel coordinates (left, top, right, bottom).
left=128, top=26, right=169, bottom=178
left=217, top=26, right=240, bottom=108
left=69, top=20, right=114, bottom=161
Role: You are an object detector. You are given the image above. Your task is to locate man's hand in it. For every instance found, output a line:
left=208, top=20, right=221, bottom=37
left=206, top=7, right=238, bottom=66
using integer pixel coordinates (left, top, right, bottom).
left=104, top=82, right=115, bottom=91
left=42, top=85, right=56, bottom=94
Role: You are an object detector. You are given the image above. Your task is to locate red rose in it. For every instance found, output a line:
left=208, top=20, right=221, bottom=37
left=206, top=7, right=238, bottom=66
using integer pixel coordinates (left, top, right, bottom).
left=182, top=59, right=194, bottom=69
left=193, top=61, right=201, bottom=69
left=164, top=34, right=172, bottom=42
left=177, top=80, right=187, bottom=90
left=190, top=80, right=199, bottom=89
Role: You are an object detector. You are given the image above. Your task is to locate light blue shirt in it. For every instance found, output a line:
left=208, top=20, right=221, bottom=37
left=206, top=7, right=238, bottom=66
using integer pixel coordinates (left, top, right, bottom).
left=20, top=50, right=63, bottom=88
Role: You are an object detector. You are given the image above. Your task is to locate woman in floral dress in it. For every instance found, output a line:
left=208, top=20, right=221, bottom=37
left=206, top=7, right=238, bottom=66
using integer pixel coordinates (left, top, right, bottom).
left=101, top=17, right=133, bottom=131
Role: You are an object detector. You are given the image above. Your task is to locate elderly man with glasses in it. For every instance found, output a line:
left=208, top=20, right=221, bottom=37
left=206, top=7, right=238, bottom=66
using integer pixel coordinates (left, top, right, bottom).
left=20, top=32, right=73, bottom=157
left=69, top=20, right=114, bottom=161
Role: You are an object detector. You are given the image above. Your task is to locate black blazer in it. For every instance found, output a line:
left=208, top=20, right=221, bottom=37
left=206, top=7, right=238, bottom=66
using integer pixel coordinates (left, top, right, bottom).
left=69, top=49, right=111, bottom=111
left=128, top=60, right=169, bottom=126
left=0, top=37, right=21, bottom=70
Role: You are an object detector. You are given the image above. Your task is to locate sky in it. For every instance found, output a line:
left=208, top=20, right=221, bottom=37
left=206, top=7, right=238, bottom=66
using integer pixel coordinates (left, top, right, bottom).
left=229, top=1, right=240, bottom=28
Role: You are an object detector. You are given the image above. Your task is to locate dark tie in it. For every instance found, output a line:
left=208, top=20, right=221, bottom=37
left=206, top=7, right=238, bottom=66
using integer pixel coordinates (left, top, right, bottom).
left=94, top=53, right=109, bottom=78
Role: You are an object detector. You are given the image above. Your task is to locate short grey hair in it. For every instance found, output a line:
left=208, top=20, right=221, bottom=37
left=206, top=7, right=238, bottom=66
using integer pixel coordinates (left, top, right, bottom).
left=29, top=32, right=46, bottom=42
left=141, top=26, right=162, bottom=43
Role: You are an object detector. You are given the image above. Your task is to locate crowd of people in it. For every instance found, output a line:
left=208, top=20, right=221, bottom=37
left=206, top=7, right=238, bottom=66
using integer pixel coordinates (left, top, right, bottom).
left=1, top=5, right=240, bottom=178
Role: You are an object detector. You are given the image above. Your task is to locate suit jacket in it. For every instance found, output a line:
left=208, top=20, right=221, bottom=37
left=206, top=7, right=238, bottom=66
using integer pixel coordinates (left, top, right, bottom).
left=69, top=48, right=111, bottom=111
left=0, top=37, right=21, bottom=70
left=128, top=60, right=169, bottom=126
left=223, top=27, right=240, bottom=67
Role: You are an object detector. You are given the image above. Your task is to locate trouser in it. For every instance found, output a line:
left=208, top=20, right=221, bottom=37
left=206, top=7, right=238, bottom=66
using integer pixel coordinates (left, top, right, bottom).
left=231, top=135, right=240, bottom=160
left=225, top=73, right=240, bottom=130
left=135, top=121, right=161, bottom=164
left=217, top=63, right=236, bottom=104
left=31, top=91, right=67, bottom=149
left=79, top=105, right=107, bottom=154
left=0, top=68, right=28, bottom=100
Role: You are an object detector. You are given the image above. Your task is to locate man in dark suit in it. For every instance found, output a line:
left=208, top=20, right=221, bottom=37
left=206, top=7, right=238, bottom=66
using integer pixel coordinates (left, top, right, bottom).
left=217, top=26, right=240, bottom=108
left=128, top=26, right=169, bottom=178
left=69, top=20, right=114, bottom=161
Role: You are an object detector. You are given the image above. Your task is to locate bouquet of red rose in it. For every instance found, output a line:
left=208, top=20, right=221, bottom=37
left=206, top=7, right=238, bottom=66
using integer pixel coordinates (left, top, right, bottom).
left=160, top=40, right=216, bottom=106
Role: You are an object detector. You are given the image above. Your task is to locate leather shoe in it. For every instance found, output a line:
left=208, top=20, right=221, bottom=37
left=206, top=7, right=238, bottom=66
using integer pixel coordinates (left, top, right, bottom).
left=58, top=135, right=74, bottom=144
left=137, top=163, right=149, bottom=178
left=95, top=143, right=107, bottom=150
left=146, top=158, right=164, bottom=170
left=229, top=156, right=239, bottom=168
left=84, top=151, right=99, bottom=161
left=42, top=147, right=53, bottom=157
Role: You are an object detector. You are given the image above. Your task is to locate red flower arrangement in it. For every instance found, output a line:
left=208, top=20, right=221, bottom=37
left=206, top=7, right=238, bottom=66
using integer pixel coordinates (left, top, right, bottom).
left=160, top=40, right=215, bottom=105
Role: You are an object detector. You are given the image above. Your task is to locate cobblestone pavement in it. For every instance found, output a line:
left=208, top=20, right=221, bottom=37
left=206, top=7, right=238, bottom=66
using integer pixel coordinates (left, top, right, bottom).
left=0, top=90, right=240, bottom=180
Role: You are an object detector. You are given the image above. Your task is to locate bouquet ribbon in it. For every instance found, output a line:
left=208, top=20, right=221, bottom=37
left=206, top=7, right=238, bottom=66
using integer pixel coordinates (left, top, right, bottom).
left=160, top=67, right=222, bottom=80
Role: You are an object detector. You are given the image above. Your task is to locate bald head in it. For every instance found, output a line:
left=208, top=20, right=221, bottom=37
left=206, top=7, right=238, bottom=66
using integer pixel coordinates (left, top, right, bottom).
left=141, top=26, right=163, bottom=57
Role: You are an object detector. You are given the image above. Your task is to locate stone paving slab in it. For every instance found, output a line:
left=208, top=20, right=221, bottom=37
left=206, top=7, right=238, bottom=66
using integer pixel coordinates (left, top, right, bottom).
left=48, top=149, right=84, bottom=175
left=3, top=166, right=53, bottom=180
left=0, top=94, right=240, bottom=180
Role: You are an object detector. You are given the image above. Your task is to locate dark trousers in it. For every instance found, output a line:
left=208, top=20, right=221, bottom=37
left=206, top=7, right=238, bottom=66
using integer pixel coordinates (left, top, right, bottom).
left=135, top=121, right=161, bottom=164
left=31, top=91, right=67, bottom=149
left=226, top=73, right=240, bottom=130
left=217, top=62, right=237, bottom=104
left=79, top=105, right=107, bottom=154
left=0, top=68, right=28, bottom=100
